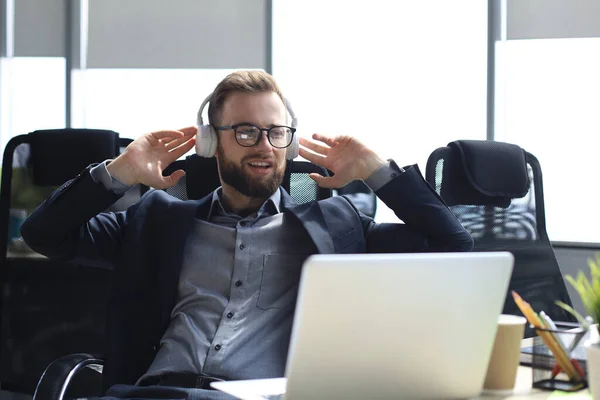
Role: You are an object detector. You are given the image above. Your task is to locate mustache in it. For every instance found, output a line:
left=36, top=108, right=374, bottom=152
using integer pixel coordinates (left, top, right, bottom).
left=242, top=154, right=276, bottom=163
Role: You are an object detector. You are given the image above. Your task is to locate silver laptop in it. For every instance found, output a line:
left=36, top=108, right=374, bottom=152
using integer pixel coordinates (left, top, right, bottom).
left=212, top=252, right=514, bottom=399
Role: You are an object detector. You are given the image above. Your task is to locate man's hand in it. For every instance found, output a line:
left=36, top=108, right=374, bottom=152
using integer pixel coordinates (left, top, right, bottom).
left=299, top=134, right=386, bottom=188
left=107, top=126, right=197, bottom=189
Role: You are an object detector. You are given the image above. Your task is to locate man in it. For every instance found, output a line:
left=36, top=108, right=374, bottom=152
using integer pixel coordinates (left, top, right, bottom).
left=21, top=71, right=473, bottom=399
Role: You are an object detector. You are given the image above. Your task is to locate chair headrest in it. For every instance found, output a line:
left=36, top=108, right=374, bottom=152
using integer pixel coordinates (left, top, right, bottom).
left=441, top=140, right=530, bottom=208
left=29, top=129, right=120, bottom=186
left=184, top=155, right=221, bottom=200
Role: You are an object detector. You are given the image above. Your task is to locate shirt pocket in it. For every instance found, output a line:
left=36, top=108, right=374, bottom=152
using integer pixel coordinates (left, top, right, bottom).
left=257, top=253, right=310, bottom=311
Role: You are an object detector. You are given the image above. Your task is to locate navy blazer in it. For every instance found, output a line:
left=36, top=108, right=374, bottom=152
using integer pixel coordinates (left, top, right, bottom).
left=21, top=163, right=472, bottom=390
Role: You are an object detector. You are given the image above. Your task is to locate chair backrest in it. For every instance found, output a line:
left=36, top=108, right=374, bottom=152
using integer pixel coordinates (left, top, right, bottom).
left=337, top=180, right=377, bottom=218
left=161, top=154, right=333, bottom=203
left=0, top=129, right=132, bottom=395
left=425, top=140, right=574, bottom=336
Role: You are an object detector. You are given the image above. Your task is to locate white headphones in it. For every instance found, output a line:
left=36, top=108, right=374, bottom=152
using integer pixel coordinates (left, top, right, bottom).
left=195, top=93, right=299, bottom=160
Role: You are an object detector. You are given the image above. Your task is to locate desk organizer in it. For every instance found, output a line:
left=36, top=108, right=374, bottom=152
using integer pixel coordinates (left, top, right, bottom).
left=529, top=322, right=588, bottom=392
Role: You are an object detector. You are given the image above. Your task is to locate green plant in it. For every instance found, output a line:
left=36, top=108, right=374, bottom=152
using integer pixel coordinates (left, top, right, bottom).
left=557, top=253, right=600, bottom=327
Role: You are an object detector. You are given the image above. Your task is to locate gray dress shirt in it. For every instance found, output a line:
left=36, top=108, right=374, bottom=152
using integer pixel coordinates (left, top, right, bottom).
left=140, top=188, right=318, bottom=381
left=89, top=159, right=400, bottom=381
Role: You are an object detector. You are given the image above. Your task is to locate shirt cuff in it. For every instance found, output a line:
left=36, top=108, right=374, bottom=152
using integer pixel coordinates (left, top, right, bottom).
left=364, top=159, right=405, bottom=192
left=90, top=160, right=133, bottom=195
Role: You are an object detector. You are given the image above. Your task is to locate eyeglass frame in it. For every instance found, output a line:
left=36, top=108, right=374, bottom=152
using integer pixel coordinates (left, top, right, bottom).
left=214, top=123, right=297, bottom=148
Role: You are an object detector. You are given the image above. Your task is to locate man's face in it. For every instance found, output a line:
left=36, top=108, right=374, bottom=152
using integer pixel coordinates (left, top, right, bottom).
left=215, top=91, right=288, bottom=198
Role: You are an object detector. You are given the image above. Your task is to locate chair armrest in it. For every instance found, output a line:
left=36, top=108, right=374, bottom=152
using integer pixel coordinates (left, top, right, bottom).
left=33, top=353, right=104, bottom=400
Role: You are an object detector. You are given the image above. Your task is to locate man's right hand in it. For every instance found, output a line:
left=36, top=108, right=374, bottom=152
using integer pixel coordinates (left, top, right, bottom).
left=107, top=126, right=197, bottom=189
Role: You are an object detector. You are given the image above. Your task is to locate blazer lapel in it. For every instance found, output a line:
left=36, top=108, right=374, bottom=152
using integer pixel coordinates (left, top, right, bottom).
left=281, top=189, right=335, bottom=254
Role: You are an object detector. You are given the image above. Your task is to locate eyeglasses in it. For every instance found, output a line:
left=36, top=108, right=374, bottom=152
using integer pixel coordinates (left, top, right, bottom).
left=215, top=124, right=296, bottom=148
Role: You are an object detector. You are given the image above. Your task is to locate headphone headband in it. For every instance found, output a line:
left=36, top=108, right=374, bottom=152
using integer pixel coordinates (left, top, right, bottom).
left=197, top=93, right=297, bottom=128
left=197, top=93, right=213, bottom=126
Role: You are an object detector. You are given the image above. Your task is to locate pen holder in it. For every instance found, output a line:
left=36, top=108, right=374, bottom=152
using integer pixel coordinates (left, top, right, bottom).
left=530, top=322, right=588, bottom=392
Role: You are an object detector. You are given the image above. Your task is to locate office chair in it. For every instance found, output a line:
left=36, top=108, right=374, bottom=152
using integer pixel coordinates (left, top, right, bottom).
left=425, top=140, right=575, bottom=337
left=337, top=180, right=377, bottom=218
left=0, top=129, right=134, bottom=397
left=32, top=154, right=333, bottom=400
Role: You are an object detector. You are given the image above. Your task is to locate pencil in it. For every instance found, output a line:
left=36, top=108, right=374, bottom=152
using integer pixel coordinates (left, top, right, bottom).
left=511, top=291, right=581, bottom=381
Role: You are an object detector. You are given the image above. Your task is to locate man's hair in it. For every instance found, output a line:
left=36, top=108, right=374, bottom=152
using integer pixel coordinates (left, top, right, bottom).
left=208, top=70, right=285, bottom=126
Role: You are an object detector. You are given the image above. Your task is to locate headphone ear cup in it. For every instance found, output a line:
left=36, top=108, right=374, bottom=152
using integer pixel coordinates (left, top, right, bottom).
left=195, top=125, right=218, bottom=158
left=286, top=133, right=299, bottom=160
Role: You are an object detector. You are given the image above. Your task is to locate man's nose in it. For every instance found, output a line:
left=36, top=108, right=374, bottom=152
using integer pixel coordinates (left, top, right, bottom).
left=255, top=132, right=274, bottom=152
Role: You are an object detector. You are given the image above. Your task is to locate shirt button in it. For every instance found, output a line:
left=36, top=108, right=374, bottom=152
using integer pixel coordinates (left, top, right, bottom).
left=240, top=221, right=247, bottom=226
left=391, top=173, right=398, bottom=178
left=239, top=244, right=245, bottom=250
left=215, top=344, right=221, bottom=351
left=227, top=312, right=234, bottom=319
left=235, top=280, right=242, bottom=287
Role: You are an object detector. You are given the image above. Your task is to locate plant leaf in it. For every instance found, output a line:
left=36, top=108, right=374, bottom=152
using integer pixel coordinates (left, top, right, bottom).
left=556, top=301, right=589, bottom=328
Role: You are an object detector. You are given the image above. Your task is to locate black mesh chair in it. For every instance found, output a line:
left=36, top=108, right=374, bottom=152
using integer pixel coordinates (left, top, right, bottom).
left=32, top=154, right=333, bottom=400
left=0, top=129, right=134, bottom=397
left=425, top=140, right=574, bottom=337
left=337, top=180, right=377, bottom=218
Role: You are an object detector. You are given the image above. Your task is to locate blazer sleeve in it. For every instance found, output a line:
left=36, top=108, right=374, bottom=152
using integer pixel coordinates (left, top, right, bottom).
left=20, top=166, right=147, bottom=269
left=361, top=162, right=473, bottom=253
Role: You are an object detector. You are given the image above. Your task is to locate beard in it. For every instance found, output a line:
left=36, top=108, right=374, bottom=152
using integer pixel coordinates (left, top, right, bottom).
left=216, top=145, right=285, bottom=198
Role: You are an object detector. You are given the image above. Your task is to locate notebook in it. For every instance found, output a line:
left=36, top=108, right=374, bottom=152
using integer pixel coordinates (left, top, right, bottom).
left=212, top=252, right=514, bottom=399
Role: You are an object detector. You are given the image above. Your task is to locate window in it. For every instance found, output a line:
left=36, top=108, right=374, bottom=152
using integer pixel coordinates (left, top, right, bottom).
left=0, top=57, right=66, bottom=158
left=71, top=69, right=243, bottom=140
left=495, top=38, right=600, bottom=243
left=273, top=0, right=488, bottom=222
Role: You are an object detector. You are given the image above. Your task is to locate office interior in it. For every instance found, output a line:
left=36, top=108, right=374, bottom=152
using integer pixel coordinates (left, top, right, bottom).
left=0, top=0, right=599, bottom=398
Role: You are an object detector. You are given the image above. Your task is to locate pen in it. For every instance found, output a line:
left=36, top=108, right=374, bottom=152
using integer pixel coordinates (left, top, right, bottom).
left=541, top=311, right=575, bottom=379
left=540, top=311, right=569, bottom=354
left=511, top=291, right=581, bottom=381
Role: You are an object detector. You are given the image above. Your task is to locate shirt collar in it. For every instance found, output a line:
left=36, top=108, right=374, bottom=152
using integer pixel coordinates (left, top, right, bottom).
left=208, top=187, right=282, bottom=219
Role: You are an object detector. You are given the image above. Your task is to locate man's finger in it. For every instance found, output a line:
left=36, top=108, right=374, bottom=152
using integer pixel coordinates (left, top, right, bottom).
left=152, top=130, right=185, bottom=141
left=312, top=133, right=338, bottom=147
left=299, top=137, right=330, bottom=156
left=177, top=126, right=198, bottom=136
left=299, top=147, right=325, bottom=166
left=168, top=137, right=196, bottom=159
left=157, top=169, right=186, bottom=189
left=309, top=173, right=343, bottom=189
left=165, top=134, right=196, bottom=150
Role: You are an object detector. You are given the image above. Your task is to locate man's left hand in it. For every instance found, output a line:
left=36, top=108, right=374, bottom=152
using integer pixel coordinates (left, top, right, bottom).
left=299, top=134, right=386, bottom=188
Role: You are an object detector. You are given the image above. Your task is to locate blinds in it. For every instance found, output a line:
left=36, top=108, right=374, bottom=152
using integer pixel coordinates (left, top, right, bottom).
left=11, top=0, right=268, bottom=69
left=86, top=0, right=268, bottom=69
left=507, top=0, right=600, bottom=40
